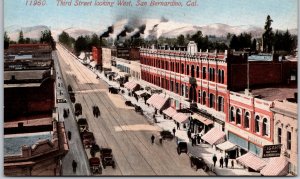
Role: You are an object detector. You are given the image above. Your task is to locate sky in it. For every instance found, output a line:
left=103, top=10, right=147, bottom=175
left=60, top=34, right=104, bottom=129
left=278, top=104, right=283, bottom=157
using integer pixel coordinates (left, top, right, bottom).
left=4, top=0, right=298, bottom=31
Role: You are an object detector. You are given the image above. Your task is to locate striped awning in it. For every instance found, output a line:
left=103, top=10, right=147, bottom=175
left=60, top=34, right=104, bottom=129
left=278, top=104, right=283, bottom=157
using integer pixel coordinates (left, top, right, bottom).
left=124, top=81, right=138, bottom=91
left=202, top=127, right=226, bottom=145
left=135, top=90, right=150, bottom=96
left=147, top=94, right=169, bottom=110
left=236, top=152, right=267, bottom=171
left=163, top=107, right=178, bottom=118
left=192, top=114, right=214, bottom=126
left=172, top=113, right=189, bottom=123
left=260, top=156, right=289, bottom=176
left=216, top=141, right=237, bottom=151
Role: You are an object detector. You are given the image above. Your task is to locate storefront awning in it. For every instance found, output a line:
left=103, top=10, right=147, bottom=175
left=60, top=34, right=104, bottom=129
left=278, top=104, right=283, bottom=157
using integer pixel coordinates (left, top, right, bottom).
left=135, top=90, right=150, bottom=96
left=192, top=114, right=214, bottom=126
left=216, top=141, right=237, bottom=151
left=260, top=156, right=289, bottom=176
left=202, top=127, right=226, bottom=145
left=124, top=81, right=139, bottom=91
left=236, top=152, right=267, bottom=171
left=162, top=107, right=178, bottom=118
left=147, top=93, right=169, bottom=110
left=172, top=113, right=189, bottom=123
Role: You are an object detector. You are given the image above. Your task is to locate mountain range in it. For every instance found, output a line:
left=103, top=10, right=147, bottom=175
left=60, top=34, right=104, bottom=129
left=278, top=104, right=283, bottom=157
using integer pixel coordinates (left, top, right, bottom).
left=5, top=19, right=297, bottom=41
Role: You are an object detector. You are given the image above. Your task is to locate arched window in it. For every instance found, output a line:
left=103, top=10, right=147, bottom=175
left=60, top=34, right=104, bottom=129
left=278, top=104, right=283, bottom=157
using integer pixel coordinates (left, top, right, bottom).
left=209, top=93, right=215, bottom=108
left=202, top=91, right=206, bottom=105
left=244, top=112, right=250, bottom=129
left=236, top=109, right=241, bottom=125
left=255, top=115, right=260, bottom=133
left=263, top=118, right=269, bottom=136
left=196, top=66, right=200, bottom=78
left=202, top=67, right=206, bottom=79
left=212, top=68, right=215, bottom=81
left=181, top=63, right=184, bottom=74
left=230, top=107, right=235, bottom=122
left=221, top=70, right=225, bottom=84
left=209, top=68, right=212, bottom=81
left=218, top=69, right=221, bottom=83
left=187, top=65, right=190, bottom=75
left=191, top=65, right=195, bottom=77
left=218, top=96, right=224, bottom=112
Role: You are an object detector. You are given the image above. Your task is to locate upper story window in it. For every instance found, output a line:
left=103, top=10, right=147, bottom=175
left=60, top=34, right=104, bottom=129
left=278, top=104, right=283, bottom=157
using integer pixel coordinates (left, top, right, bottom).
left=187, top=65, right=190, bottom=75
left=255, top=115, right=260, bottom=133
left=218, top=96, right=224, bottom=112
left=230, top=107, right=235, bottom=122
left=202, top=91, right=206, bottom=105
left=287, top=131, right=291, bottom=150
left=191, top=65, right=195, bottom=77
left=236, top=109, right=241, bottom=125
left=278, top=128, right=282, bottom=143
left=196, top=66, right=200, bottom=78
left=244, top=112, right=250, bottom=129
left=202, top=67, right=206, bottom=79
left=262, top=118, right=269, bottom=136
left=181, top=63, right=184, bottom=74
left=209, top=93, right=215, bottom=108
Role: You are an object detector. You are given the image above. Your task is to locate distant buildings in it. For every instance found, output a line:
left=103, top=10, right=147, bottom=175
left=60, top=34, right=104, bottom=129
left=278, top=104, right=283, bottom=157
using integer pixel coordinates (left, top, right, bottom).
left=4, top=44, right=69, bottom=176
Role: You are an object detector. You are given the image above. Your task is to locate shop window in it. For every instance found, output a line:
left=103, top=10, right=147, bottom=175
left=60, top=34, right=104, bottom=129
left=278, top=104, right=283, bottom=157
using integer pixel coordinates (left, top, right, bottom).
left=202, top=67, right=206, bottom=79
left=230, top=107, right=235, bottom=122
left=278, top=128, right=282, bottom=143
left=255, top=115, right=260, bottom=133
left=181, top=63, right=184, bottom=74
left=287, top=131, right=291, bottom=150
left=262, top=118, right=269, bottom=136
left=236, top=109, right=241, bottom=125
left=170, top=81, right=174, bottom=92
left=202, top=91, right=206, bottom=105
left=198, top=90, right=201, bottom=103
left=185, top=86, right=189, bottom=98
left=175, top=83, right=179, bottom=94
left=244, top=112, right=250, bottom=129
left=209, top=93, right=215, bottom=108
left=196, top=66, right=200, bottom=78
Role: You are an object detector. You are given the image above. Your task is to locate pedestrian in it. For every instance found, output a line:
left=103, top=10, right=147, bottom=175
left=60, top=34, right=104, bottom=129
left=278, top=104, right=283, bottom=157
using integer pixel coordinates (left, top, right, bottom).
left=172, top=127, right=176, bottom=136
left=72, top=160, right=77, bottom=173
left=187, top=130, right=191, bottom=139
left=231, top=159, right=234, bottom=168
left=197, top=134, right=201, bottom=144
left=225, top=155, right=229, bottom=168
left=159, top=136, right=163, bottom=145
left=176, top=122, right=180, bottom=130
left=68, top=131, right=72, bottom=140
left=67, top=108, right=69, bottom=115
left=220, top=157, right=224, bottom=168
left=212, top=154, right=217, bottom=167
left=151, top=134, right=155, bottom=144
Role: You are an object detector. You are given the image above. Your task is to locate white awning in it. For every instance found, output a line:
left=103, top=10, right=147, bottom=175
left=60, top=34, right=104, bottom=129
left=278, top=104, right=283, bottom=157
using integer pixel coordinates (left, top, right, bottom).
left=202, top=127, right=226, bottom=145
left=162, top=107, right=178, bottom=118
left=172, top=113, right=189, bottom=123
left=260, top=156, right=289, bottom=176
left=147, top=93, right=169, bottom=110
left=192, top=113, right=214, bottom=126
left=135, top=90, right=150, bottom=96
left=216, top=141, right=237, bottom=151
left=236, top=152, right=267, bottom=171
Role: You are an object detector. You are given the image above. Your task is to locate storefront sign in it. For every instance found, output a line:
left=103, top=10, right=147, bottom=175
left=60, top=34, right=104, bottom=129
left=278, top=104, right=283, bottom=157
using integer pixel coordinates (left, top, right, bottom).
left=262, top=144, right=282, bottom=158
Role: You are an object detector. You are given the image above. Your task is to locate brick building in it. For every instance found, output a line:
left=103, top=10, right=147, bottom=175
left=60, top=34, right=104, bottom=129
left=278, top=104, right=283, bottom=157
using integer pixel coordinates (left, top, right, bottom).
left=4, top=55, right=68, bottom=176
left=4, top=44, right=52, bottom=59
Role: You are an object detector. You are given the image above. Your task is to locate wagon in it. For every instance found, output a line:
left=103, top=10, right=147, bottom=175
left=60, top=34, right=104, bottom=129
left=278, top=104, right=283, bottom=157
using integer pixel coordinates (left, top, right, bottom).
left=189, top=154, right=209, bottom=172
left=89, top=157, right=102, bottom=174
left=81, top=131, right=95, bottom=148
left=160, top=130, right=174, bottom=140
left=100, top=148, right=115, bottom=169
left=77, top=118, right=89, bottom=132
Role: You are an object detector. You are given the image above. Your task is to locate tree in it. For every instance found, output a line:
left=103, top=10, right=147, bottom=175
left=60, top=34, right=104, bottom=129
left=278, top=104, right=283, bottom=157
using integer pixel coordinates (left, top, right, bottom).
left=4, top=31, right=10, bottom=49
left=25, top=37, right=31, bottom=44
left=18, top=30, right=25, bottom=44
left=74, top=36, right=88, bottom=54
left=40, top=30, right=56, bottom=49
left=251, top=38, right=257, bottom=52
left=263, top=15, right=274, bottom=53
left=176, top=34, right=185, bottom=46
left=58, top=31, right=74, bottom=49
left=230, top=35, right=238, bottom=50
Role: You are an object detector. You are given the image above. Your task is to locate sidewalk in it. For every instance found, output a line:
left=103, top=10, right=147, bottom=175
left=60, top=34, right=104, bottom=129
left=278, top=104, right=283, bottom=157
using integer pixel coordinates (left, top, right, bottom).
left=79, top=62, right=260, bottom=176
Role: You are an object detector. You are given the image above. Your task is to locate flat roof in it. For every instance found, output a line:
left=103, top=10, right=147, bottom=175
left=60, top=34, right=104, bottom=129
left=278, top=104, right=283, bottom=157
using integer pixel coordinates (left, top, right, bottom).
left=4, top=131, right=52, bottom=156
left=4, top=115, right=53, bottom=128
left=249, top=87, right=297, bottom=101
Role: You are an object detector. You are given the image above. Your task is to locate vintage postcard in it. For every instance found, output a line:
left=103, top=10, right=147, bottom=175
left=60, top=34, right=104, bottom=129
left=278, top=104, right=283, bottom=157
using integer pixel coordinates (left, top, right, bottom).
left=3, top=0, right=298, bottom=177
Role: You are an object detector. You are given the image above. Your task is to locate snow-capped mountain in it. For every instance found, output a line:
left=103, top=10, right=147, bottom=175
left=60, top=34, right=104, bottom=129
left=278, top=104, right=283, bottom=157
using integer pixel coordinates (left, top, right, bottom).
left=5, top=19, right=297, bottom=42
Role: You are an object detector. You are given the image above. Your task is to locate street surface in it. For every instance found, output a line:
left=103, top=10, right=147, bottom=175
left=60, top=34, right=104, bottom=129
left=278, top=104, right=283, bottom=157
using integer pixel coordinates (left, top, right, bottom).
left=55, top=43, right=208, bottom=176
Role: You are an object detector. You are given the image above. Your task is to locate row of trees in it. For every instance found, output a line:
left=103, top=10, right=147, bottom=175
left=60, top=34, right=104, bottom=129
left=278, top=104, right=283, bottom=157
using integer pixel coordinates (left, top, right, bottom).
left=4, top=30, right=56, bottom=49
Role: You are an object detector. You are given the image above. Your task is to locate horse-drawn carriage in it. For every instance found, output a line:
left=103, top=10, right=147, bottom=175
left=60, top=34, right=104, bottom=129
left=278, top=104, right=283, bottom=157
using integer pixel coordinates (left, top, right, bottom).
left=89, top=157, right=102, bottom=174
left=77, top=118, right=89, bottom=132
left=100, top=148, right=115, bottom=169
left=188, top=153, right=209, bottom=172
